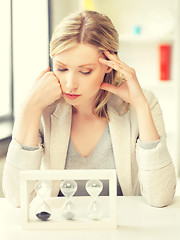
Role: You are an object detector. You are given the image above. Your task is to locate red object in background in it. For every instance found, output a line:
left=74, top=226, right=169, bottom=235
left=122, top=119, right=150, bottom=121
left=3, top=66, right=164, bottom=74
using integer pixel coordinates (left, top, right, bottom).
left=159, top=44, right=171, bottom=80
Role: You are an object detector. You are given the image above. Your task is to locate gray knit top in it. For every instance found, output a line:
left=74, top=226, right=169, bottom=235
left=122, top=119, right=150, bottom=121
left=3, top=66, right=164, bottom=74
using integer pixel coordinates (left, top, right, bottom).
left=58, top=124, right=123, bottom=196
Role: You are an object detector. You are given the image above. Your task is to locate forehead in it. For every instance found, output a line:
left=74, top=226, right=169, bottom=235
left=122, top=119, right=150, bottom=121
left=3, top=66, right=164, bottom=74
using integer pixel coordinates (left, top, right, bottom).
left=53, top=44, right=102, bottom=65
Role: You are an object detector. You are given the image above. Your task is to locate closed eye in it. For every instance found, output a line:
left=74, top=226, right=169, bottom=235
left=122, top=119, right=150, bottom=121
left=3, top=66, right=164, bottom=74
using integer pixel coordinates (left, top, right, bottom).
left=57, top=68, right=67, bottom=72
left=57, top=68, right=91, bottom=75
left=81, top=71, right=92, bottom=75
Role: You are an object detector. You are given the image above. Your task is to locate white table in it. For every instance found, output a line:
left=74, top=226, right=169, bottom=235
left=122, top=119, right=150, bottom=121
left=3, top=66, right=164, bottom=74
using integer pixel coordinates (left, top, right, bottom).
left=0, top=196, right=180, bottom=240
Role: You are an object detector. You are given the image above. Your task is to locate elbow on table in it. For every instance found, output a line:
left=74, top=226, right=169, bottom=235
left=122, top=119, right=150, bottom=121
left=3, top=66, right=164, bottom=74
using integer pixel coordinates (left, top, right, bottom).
left=145, top=186, right=176, bottom=208
left=4, top=193, right=21, bottom=208
left=2, top=183, right=20, bottom=208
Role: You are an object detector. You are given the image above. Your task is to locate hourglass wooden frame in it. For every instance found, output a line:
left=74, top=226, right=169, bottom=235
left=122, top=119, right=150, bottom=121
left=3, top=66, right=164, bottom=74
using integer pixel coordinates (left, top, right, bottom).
left=20, top=169, right=117, bottom=230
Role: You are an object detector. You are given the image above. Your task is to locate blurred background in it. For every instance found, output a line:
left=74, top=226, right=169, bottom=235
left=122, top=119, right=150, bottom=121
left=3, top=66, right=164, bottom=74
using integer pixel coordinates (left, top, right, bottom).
left=0, top=0, right=180, bottom=197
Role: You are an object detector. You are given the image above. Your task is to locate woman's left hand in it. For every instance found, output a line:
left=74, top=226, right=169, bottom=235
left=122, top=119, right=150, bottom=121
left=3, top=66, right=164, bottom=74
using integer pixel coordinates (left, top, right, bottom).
left=99, top=51, right=147, bottom=108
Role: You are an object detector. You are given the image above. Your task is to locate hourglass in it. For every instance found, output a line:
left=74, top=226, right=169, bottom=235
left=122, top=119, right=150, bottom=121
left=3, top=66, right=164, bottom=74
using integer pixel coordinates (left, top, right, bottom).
left=86, top=180, right=103, bottom=220
left=35, top=180, right=52, bottom=221
left=60, top=180, right=77, bottom=220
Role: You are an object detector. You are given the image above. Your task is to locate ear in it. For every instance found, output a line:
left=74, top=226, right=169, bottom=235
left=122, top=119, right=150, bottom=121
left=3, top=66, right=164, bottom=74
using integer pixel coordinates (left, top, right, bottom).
left=105, top=66, right=113, bottom=74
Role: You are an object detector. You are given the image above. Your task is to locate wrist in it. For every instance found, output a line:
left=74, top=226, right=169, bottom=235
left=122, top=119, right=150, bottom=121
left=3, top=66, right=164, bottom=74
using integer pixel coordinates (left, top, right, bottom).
left=13, top=99, right=43, bottom=146
left=23, top=93, right=44, bottom=114
left=134, top=97, right=149, bottom=113
left=134, top=99, right=160, bottom=142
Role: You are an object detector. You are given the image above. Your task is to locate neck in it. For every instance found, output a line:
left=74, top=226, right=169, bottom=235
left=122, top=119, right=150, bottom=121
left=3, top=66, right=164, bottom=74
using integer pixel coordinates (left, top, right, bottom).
left=72, top=97, right=97, bottom=117
left=72, top=105, right=95, bottom=118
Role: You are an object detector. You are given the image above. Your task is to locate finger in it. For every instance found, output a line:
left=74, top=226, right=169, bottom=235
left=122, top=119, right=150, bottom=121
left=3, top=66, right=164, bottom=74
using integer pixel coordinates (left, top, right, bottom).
left=37, top=66, right=50, bottom=80
left=100, top=82, right=120, bottom=95
left=104, top=51, right=132, bottom=71
left=100, top=55, right=130, bottom=74
left=103, top=50, right=120, bottom=64
left=99, top=58, right=120, bottom=71
left=99, top=58, right=129, bottom=82
left=52, top=72, right=61, bottom=84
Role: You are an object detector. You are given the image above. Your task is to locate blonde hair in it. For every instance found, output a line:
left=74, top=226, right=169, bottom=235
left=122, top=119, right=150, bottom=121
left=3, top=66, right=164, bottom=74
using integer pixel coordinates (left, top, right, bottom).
left=50, top=10, right=124, bottom=119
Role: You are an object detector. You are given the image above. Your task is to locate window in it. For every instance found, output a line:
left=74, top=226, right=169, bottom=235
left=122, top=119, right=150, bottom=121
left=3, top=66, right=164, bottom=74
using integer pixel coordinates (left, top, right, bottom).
left=0, top=0, right=13, bottom=140
left=0, top=0, right=49, bottom=140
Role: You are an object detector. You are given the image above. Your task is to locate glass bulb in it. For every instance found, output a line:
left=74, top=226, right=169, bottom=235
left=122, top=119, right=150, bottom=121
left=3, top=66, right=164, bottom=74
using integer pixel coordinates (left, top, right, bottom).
left=34, top=180, right=52, bottom=221
left=60, top=180, right=77, bottom=198
left=86, top=180, right=103, bottom=197
left=35, top=201, right=51, bottom=221
left=87, top=201, right=103, bottom=220
left=61, top=200, right=76, bottom=220
left=60, top=180, right=77, bottom=220
left=86, top=180, right=103, bottom=220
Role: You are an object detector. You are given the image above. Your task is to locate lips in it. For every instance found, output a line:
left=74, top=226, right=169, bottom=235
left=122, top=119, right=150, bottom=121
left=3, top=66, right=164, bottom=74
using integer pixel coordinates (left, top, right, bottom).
left=64, top=93, right=81, bottom=100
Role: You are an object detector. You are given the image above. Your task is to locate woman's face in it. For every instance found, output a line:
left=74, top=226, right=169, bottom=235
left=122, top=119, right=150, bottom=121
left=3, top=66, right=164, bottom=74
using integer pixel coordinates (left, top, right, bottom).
left=53, top=43, right=111, bottom=109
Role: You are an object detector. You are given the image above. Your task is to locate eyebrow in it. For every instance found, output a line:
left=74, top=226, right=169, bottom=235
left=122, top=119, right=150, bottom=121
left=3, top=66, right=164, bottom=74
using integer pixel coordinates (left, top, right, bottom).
left=55, top=61, right=96, bottom=68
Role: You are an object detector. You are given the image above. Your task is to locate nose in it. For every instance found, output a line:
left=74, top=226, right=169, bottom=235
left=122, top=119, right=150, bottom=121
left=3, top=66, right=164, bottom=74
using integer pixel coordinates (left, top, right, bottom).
left=66, top=72, right=78, bottom=92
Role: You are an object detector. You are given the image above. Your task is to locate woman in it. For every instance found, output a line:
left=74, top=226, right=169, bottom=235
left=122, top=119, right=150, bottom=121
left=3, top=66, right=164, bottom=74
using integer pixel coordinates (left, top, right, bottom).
left=2, top=10, right=176, bottom=207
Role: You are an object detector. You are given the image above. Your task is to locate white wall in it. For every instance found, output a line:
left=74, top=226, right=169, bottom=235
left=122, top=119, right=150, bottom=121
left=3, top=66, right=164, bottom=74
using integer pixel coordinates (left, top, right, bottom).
left=50, top=0, right=79, bottom=32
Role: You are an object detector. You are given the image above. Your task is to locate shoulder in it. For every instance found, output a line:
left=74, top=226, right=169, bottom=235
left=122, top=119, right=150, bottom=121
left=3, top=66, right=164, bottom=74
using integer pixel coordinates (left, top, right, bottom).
left=107, top=94, right=129, bottom=115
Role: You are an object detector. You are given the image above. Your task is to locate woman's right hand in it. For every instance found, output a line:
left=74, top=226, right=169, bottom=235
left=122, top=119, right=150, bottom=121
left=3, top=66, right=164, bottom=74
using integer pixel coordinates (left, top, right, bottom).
left=13, top=67, right=62, bottom=146
left=26, top=67, right=62, bottom=112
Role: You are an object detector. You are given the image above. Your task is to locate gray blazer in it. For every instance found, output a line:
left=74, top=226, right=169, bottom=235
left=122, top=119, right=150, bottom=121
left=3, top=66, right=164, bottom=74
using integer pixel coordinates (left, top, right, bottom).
left=3, top=90, right=176, bottom=207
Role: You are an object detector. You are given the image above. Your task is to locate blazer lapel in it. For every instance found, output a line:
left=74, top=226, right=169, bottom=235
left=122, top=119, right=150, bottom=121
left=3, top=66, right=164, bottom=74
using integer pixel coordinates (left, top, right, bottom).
left=50, top=100, right=72, bottom=170
left=108, top=104, right=132, bottom=195
left=49, top=101, right=72, bottom=196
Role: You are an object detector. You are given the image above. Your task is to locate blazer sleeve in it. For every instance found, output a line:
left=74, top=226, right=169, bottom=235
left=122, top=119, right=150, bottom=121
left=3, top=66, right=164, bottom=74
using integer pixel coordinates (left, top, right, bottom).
left=2, top=129, right=44, bottom=207
left=136, top=90, right=176, bottom=207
